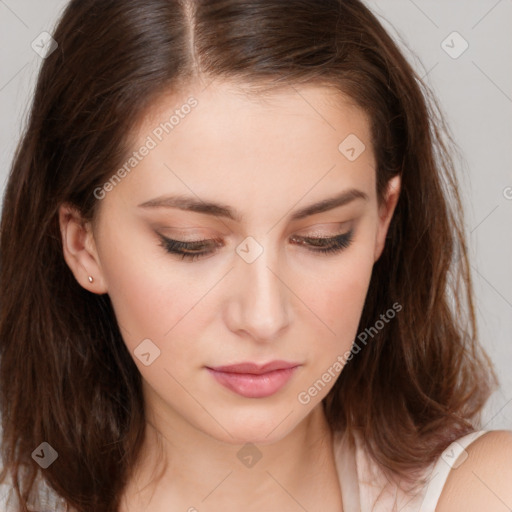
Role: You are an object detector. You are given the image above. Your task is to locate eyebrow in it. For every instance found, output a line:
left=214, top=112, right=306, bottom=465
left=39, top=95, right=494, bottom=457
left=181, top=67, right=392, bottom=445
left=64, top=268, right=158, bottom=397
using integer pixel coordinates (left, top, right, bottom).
left=137, top=188, right=369, bottom=222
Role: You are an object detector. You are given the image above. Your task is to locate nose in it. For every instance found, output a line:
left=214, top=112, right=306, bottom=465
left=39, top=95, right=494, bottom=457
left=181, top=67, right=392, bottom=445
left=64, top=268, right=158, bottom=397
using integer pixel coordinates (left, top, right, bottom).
left=224, top=240, right=291, bottom=342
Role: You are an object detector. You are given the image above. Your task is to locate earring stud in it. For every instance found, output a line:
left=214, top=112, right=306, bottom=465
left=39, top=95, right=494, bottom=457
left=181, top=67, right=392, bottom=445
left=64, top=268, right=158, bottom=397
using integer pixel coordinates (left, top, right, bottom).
left=88, top=276, right=93, bottom=283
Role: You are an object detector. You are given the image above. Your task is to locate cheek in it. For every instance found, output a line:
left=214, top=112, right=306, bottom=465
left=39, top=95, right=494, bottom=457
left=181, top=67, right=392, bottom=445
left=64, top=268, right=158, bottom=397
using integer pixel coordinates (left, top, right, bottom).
left=329, top=265, right=371, bottom=335
left=299, top=251, right=374, bottom=342
left=97, top=238, right=198, bottom=351
left=102, top=257, right=208, bottom=398
left=293, top=257, right=373, bottom=405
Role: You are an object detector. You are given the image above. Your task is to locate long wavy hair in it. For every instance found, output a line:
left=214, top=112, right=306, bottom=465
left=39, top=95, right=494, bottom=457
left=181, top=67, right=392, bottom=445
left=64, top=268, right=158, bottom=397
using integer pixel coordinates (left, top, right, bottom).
left=0, top=0, right=497, bottom=510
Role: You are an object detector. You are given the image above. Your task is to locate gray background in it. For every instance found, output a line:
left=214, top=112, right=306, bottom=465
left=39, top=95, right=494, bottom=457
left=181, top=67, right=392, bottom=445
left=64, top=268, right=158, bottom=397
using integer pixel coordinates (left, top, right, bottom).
left=0, top=0, right=511, bottom=429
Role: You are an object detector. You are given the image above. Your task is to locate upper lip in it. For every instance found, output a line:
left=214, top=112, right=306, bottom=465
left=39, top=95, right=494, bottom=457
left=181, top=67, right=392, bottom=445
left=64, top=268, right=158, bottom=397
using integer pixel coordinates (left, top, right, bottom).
left=207, top=360, right=300, bottom=375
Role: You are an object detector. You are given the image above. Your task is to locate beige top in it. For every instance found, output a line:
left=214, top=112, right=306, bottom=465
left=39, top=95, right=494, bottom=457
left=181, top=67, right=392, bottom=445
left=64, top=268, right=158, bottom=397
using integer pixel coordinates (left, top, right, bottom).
left=333, top=428, right=488, bottom=511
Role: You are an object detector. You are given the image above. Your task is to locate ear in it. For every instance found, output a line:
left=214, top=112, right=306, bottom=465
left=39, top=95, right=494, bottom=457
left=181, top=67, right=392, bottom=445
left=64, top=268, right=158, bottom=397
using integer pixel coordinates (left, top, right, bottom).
left=58, top=203, right=108, bottom=294
left=374, top=174, right=401, bottom=262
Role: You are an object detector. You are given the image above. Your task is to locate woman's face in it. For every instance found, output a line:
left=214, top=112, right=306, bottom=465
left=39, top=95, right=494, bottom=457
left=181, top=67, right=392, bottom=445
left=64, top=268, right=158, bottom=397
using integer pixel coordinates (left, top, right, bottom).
left=61, top=81, right=400, bottom=445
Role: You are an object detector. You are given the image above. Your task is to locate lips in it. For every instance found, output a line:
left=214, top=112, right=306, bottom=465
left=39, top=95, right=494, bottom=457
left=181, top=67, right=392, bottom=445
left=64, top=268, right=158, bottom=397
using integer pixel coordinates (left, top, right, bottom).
left=208, top=360, right=300, bottom=375
left=206, top=360, right=301, bottom=398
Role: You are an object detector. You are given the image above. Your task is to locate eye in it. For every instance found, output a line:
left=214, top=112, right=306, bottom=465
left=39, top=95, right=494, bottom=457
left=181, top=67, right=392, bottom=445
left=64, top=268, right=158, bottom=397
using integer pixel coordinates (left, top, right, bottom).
left=157, top=234, right=223, bottom=261
left=289, top=229, right=354, bottom=254
left=157, top=229, right=354, bottom=261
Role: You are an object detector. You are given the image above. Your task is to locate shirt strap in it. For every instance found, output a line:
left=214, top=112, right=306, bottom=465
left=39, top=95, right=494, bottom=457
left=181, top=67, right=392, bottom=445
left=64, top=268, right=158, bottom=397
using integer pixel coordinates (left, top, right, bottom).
left=420, top=430, right=488, bottom=510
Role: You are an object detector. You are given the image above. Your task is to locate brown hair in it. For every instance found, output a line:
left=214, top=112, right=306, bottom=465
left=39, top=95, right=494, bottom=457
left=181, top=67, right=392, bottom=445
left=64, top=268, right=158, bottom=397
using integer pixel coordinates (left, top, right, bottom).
left=0, top=0, right=497, bottom=510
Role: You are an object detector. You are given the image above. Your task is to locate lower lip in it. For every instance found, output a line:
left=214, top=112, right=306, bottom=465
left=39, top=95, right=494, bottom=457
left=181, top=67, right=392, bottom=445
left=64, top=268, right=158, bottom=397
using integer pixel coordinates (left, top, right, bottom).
left=206, top=366, right=299, bottom=398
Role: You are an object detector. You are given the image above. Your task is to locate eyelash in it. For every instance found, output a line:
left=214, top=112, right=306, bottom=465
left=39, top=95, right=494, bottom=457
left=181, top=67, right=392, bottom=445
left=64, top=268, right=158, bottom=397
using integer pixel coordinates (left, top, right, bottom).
left=157, top=230, right=354, bottom=261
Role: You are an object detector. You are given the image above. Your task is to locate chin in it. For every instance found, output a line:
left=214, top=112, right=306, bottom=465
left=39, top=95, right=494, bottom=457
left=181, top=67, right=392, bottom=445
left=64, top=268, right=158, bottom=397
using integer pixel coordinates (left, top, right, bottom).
left=202, top=406, right=304, bottom=447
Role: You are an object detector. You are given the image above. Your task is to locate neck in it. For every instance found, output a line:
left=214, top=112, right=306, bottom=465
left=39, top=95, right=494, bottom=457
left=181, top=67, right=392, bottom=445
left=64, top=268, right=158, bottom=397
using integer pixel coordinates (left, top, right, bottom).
left=120, top=397, right=342, bottom=511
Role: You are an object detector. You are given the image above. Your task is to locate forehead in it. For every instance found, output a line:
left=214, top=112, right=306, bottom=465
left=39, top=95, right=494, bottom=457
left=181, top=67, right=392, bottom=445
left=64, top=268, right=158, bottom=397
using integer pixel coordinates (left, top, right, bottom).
left=141, top=80, right=369, bottom=135
left=102, top=80, right=376, bottom=221
left=134, top=80, right=373, bottom=163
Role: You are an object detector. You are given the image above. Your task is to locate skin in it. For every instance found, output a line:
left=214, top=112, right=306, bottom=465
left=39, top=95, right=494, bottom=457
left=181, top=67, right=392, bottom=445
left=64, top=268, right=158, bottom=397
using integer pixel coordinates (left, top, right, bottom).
left=58, top=79, right=512, bottom=511
left=436, top=430, right=512, bottom=512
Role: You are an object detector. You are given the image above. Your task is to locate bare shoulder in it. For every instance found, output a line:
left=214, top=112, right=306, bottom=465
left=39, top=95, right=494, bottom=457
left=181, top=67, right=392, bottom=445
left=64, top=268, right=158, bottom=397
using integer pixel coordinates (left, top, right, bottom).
left=436, top=430, right=512, bottom=512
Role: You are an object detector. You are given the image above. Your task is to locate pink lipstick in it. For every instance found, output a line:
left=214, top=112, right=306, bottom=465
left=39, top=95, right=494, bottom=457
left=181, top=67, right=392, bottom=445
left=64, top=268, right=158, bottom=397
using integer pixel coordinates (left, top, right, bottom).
left=206, top=361, right=300, bottom=398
